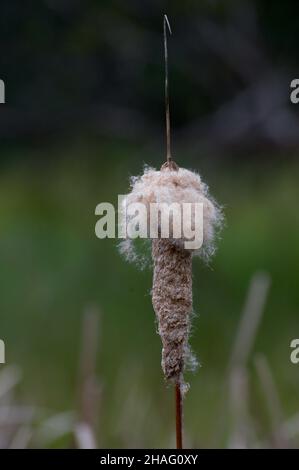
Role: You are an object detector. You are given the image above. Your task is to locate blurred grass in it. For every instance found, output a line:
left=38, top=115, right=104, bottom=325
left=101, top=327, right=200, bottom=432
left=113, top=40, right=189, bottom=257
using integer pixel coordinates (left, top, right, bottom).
left=0, top=139, right=299, bottom=447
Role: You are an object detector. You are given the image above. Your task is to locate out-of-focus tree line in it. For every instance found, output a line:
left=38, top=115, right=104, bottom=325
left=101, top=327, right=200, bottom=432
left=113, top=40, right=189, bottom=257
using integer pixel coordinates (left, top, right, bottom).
left=1, top=0, right=299, bottom=155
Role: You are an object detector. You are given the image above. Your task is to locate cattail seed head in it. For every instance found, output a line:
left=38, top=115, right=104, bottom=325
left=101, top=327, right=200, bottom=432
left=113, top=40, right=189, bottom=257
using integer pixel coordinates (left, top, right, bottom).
left=152, top=238, right=193, bottom=383
left=120, top=164, right=223, bottom=387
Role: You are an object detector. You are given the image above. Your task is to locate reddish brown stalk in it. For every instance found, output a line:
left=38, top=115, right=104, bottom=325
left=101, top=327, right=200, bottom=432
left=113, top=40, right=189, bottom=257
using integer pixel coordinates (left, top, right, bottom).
left=175, top=384, right=183, bottom=449
left=163, top=14, right=172, bottom=164
left=163, top=15, right=184, bottom=450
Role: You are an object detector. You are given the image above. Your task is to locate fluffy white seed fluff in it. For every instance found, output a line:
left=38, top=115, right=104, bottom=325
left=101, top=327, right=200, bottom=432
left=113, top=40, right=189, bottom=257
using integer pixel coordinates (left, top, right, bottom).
left=120, top=165, right=222, bottom=261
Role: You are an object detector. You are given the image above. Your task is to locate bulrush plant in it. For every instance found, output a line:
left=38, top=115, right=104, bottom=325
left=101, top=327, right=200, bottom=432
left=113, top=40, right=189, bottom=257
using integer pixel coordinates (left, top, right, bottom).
left=120, top=15, right=223, bottom=448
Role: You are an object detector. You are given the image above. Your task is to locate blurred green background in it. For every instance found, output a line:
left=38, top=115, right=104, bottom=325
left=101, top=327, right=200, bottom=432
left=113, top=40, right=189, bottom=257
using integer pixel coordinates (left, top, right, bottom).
left=0, top=0, right=299, bottom=448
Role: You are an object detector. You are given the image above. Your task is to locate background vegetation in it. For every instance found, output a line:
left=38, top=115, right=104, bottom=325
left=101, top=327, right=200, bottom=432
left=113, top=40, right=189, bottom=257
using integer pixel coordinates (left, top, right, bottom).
left=0, top=0, right=299, bottom=448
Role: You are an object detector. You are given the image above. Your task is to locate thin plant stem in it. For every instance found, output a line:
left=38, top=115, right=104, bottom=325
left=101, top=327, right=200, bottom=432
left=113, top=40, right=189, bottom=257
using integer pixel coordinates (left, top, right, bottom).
left=164, top=15, right=183, bottom=449
left=175, top=383, right=183, bottom=449
left=164, top=14, right=172, bottom=163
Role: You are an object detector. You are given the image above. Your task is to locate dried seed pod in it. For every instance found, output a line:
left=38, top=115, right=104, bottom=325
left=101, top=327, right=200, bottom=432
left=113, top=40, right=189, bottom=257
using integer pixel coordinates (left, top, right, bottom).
left=152, top=237, right=192, bottom=383
left=120, top=163, right=222, bottom=387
